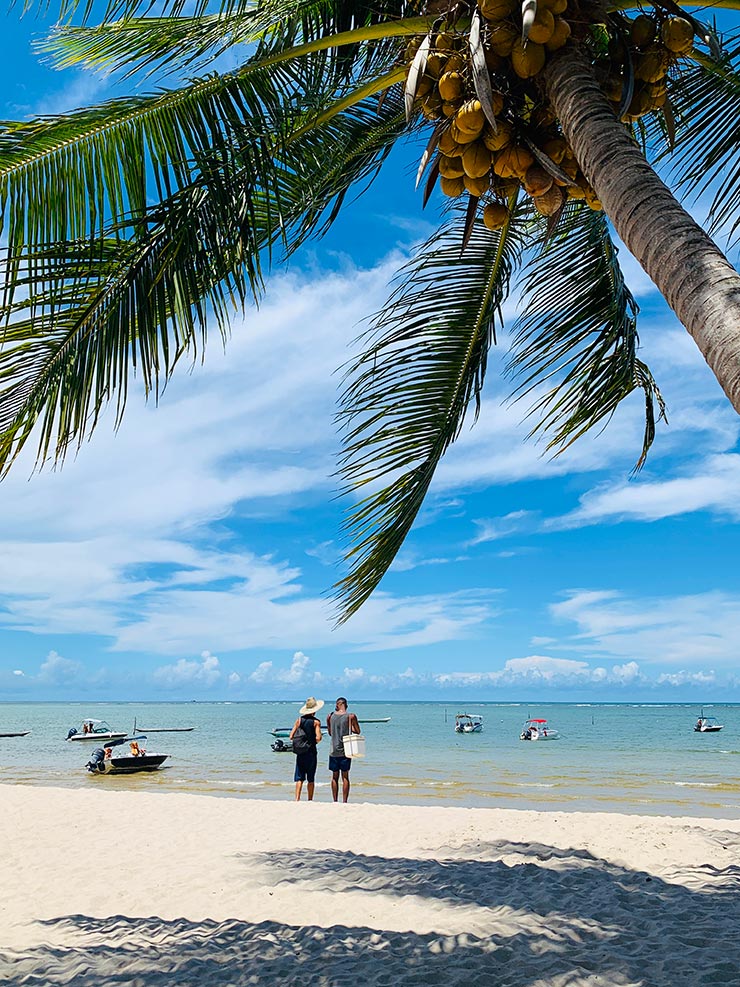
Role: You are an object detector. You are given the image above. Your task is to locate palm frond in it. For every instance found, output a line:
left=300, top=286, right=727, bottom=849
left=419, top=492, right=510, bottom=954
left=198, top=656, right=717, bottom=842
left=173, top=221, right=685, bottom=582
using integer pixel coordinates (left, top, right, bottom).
left=0, top=86, right=409, bottom=473
left=658, top=31, right=740, bottom=239
left=40, top=14, right=258, bottom=78
left=334, top=198, right=526, bottom=621
left=510, top=204, right=665, bottom=468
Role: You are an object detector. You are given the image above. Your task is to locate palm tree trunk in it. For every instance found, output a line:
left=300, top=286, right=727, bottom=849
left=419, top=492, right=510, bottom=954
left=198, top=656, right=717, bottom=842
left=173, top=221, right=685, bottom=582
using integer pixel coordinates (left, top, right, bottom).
left=545, top=45, right=740, bottom=413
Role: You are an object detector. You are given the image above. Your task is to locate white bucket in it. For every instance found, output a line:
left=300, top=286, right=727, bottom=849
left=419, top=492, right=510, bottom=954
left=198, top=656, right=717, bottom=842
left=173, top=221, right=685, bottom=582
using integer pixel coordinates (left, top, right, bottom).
left=342, top=733, right=366, bottom=758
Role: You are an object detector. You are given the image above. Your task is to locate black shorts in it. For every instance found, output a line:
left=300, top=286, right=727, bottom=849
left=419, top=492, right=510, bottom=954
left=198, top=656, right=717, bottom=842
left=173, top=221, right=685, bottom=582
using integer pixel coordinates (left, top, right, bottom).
left=329, top=755, right=352, bottom=773
left=294, top=750, right=317, bottom=783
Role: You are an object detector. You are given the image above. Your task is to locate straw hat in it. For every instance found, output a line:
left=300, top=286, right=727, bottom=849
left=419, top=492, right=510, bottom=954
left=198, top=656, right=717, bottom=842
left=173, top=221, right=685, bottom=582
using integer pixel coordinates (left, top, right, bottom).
left=299, top=697, right=324, bottom=716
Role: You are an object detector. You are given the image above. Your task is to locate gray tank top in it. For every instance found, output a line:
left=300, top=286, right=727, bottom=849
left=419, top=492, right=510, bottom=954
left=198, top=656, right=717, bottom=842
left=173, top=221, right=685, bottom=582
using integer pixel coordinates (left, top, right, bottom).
left=329, top=711, right=351, bottom=757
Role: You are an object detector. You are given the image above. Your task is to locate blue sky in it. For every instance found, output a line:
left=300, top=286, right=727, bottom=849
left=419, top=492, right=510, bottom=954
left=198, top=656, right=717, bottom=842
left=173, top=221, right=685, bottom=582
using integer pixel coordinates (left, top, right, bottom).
left=1, top=8, right=739, bottom=702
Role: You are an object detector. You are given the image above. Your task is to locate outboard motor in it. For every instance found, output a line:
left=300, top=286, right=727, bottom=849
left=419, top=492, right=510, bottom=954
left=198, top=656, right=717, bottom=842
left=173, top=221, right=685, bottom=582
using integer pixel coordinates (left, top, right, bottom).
left=67, top=727, right=78, bottom=739
left=86, top=748, right=106, bottom=772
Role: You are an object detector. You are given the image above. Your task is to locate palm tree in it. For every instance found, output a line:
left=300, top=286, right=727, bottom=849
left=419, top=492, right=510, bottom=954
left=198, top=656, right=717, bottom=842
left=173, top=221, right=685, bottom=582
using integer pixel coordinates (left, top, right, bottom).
left=0, top=0, right=739, bottom=618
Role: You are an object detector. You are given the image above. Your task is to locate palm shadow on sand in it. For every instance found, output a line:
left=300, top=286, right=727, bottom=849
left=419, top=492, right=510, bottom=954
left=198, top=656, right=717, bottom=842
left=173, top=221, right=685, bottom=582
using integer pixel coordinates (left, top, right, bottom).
left=3, top=837, right=738, bottom=986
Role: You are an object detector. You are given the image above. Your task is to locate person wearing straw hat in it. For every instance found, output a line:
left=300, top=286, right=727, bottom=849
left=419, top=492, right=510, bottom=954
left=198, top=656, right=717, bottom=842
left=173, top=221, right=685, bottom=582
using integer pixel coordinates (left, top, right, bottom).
left=289, top=697, right=324, bottom=801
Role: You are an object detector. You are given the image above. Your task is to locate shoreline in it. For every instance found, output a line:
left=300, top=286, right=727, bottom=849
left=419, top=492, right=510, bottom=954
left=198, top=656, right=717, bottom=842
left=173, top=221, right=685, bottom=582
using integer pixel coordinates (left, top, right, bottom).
left=2, top=784, right=739, bottom=984
left=2, top=774, right=740, bottom=821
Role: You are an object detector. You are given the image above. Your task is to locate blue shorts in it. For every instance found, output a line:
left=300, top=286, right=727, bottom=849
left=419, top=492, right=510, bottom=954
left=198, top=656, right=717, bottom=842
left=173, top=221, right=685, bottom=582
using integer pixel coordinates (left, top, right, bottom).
left=329, top=755, right=352, bottom=773
left=294, top=750, right=317, bottom=783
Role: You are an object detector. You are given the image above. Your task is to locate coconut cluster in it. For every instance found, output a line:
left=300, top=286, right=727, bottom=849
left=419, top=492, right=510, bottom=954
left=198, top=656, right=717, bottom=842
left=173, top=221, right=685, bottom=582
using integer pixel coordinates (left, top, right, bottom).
left=404, top=1, right=697, bottom=229
left=595, top=13, right=693, bottom=122
left=405, top=0, right=600, bottom=228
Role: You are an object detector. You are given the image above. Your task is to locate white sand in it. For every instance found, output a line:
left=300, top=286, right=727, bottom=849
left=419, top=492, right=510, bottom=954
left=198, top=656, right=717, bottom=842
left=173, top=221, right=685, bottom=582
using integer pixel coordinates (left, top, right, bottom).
left=1, top=784, right=738, bottom=986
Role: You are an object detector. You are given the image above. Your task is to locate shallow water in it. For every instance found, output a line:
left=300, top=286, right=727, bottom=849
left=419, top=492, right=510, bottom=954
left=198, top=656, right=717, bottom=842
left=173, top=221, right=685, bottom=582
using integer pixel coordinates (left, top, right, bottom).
left=1, top=701, right=738, bottom=816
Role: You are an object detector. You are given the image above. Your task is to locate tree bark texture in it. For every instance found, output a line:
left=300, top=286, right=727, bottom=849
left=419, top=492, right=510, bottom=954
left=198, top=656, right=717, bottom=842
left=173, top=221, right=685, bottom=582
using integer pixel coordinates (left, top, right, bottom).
left=545, top=45, right=740, bottom=414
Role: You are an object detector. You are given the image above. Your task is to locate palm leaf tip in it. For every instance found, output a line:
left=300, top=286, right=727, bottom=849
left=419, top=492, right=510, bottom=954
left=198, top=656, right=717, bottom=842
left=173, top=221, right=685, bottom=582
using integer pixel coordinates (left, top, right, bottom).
left=510, top=203, right=665, bottom=469
left=333, top=201, right=526, bottom=622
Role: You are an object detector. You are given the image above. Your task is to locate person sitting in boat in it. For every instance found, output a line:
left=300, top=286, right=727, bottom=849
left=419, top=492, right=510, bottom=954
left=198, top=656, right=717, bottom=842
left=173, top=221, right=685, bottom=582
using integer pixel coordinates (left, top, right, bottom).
left=130, top=740, right=145, bottom=756
left=104, top=747, right=113, bottom=759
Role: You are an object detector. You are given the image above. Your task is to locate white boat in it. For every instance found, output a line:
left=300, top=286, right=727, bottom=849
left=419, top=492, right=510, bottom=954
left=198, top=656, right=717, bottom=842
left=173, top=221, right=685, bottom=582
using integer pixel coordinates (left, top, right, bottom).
left=86, top=736, right=168, bottom=774
left=455, top=713, right=483, bottom=733
left=520, top=718, right=560, bottom=741
left=694, top=715, right=723, bottom=733
left=66, top=719, right=128, bottom=743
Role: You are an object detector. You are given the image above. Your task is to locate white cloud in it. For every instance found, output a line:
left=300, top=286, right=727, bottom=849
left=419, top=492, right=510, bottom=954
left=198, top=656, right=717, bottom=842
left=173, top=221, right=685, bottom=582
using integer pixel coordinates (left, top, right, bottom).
left=13, top=669, right=24, bottom=676
left=342, top=667, right=366, bottom=682
left=468, top=510, right=534, bottom=545
left=550, top=589, right=740, bottom=668
left=435, top=655, right=632, bottom=687
left=658, top=669, right=717, bottom=686
left=37, top=650, right=82, bottom=685
left=153, top=650, right=222, bottom=688
left=553, top=454, right=740, bottom=528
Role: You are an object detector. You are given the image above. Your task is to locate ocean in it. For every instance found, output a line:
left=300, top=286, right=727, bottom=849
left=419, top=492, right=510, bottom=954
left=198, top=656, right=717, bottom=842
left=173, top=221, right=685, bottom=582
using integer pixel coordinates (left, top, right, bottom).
left=1, top=701, right=738, bottom=817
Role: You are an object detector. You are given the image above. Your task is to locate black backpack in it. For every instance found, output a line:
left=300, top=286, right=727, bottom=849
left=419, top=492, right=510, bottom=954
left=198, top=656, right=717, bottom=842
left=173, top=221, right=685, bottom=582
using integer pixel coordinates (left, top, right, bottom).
left=292, top=716, right=316, bottom=754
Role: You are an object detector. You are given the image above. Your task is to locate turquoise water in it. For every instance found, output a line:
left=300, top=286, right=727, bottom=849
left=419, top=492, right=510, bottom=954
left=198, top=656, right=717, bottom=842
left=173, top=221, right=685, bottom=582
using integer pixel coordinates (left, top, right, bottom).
left=0, top=702, right=738, bottom=816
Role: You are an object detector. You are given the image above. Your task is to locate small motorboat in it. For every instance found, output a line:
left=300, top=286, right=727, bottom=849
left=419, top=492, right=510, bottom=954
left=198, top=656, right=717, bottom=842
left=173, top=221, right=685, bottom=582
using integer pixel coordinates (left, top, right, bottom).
left=455, top=713, right=483, bottom=734
left=694, top=715, right=723, bottom=733
left=67, top=719, right=127, bottom=742
left=271, top=738, right=294, bottom=753
left=86, top=735, right=168, bottom=774
left=0, top=730, right=30, bottom=737
left=520, top=718, right=560, bottom=741
left=269, top=727, right=293, bottom=738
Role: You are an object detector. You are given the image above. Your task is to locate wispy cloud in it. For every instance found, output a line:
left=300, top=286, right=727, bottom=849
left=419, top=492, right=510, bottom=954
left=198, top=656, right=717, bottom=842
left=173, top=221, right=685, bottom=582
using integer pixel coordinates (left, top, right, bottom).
left=550, top=588, right=740, bottom=668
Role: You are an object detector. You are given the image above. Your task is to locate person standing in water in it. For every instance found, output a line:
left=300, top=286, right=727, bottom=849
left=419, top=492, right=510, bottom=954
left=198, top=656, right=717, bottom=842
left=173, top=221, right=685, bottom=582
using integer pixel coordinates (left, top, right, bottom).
left=326, top=697, right=361, bottom=803
left=289, top=697, right=323, bottom=801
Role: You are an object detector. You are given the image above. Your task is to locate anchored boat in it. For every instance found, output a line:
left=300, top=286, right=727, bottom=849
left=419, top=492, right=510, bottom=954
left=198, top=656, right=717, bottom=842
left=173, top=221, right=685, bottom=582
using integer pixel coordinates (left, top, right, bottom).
left=67, top=719, right=127, bottom=743
left=520, top=718, right=560, bottom=741
left=455, top=713, right=483, bottom=734
left=694, top=712, right=723, bottom=732
left=86, top=735, right=168, bottom=774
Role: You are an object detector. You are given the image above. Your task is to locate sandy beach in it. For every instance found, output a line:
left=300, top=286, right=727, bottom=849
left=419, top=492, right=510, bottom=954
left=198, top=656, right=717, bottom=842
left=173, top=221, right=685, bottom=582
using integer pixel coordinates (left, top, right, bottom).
left=1, top=784, right=738, bottom=986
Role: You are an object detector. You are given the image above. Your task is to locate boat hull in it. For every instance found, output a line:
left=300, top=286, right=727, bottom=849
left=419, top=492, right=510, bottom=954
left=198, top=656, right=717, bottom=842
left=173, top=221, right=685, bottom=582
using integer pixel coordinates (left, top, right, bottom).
left=94, top=754, right=168, bottom=774
left=69, top=732, right=128, bottom=743
left=695, top=725, right=723, bottom=732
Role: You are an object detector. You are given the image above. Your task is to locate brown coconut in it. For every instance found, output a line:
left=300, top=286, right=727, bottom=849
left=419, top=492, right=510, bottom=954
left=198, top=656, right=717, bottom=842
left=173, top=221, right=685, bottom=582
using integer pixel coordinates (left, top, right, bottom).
left=489, top=23, right=518, bottom=56
left=511, top=40, right=546, bottom=79
left=464, top=174, right=492, bottom=196
left=439, top=130, right=465, bottom=157
left=635, top=47, right=670, bottom=83
left=438, top=72, right=464, bottom=102
left=482, top=120, right=515, bottom=152
left=479, top=0, right=515, bottom=20
left=450, top=122, right=480, bottom=144
left=456, top=99, right=486, bottom=134
left=483, top=202, right=509, bottom=229
left=438, top=155, right=466, bottom=179
left=541, top=137, right=567, bottom=163
left=631, top=14, right=657, bottom=48
left=440, top=175, right=466, bottom=197
left=494, top=144, right=535, bottom=178
left=533, top=185, right=564, bottom=216
left=524, top=165, right=553, bottom=197
left=661, top=17, right=694, bottom=54
left=528, top=9, right=555, bottom=45
left=462, top=142, right=493, bottom=179
left=545, top=17, right=571, bottom=51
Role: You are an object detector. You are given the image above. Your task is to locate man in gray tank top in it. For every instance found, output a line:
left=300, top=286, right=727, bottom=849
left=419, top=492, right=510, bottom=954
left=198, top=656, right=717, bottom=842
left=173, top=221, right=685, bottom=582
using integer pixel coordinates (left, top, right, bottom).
left=326, top=697, right=361, bottom=803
